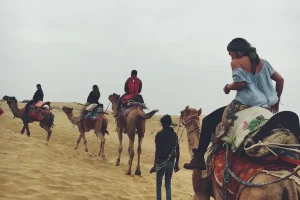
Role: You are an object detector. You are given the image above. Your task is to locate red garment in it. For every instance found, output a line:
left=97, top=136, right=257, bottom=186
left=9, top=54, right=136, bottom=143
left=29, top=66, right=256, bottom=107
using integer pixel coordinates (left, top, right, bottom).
left=121, top=94, right=137, bottom=104
left=127, top=77, right=141, bottom=94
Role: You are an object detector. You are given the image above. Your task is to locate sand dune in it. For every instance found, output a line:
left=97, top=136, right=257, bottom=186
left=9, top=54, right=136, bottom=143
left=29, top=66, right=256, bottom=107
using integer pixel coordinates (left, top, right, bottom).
left=0, top=102, right=198, bottom=200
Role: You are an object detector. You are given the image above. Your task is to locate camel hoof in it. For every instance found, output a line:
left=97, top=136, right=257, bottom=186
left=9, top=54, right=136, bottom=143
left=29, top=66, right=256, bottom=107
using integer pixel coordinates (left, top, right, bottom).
left=74, top=147, right=77, bottom=150
left=101, top=154, right=106, bottom=159
left=85, top=149, right=88, bottom=152
left=115, top=159, right=120, bottom=166
left=135, top=170, right=141, bottom=176
left=126, top=171, right=131, bottom=175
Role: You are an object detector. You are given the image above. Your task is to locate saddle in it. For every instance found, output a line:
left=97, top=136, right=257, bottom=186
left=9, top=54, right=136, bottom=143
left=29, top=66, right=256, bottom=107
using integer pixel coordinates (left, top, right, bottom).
left=220, top=107, right=300, bottom=165
left=81, top=103, right=106, bottom=121
left=121, top=94, right=145, bottom=105
left=34, top=101, right=51, bottom=110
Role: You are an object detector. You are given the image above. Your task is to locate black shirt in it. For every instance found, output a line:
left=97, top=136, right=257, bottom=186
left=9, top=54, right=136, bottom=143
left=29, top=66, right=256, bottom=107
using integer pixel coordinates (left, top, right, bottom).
left=33, top=88, right=44, bottom=102
left=87, top=91, right=100, bottom=104
left=155, top=127, right=179, bottom=162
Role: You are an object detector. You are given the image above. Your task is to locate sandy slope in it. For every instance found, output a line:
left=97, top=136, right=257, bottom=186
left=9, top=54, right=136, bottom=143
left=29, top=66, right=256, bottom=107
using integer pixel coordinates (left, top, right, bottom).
left=0, top=102, right=200, bottom=200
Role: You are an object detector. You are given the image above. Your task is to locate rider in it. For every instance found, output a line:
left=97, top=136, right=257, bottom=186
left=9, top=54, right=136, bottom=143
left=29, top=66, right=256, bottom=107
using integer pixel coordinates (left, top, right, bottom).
left=79, top=85, right=102, bottom=118
left=113, top=70, right=142, bottom=117
left=24, top=84, right=44, bottom=119
left=183, top=37, right=284, bottom=170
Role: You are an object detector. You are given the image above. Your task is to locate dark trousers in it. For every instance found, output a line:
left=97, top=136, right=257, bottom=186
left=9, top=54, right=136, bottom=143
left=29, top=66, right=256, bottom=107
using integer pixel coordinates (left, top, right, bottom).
left=116, top=93, right=127, bottom=112
left=156, top=160, right=174, bottom=200
left=24, top=100, right=35, bottom=114
left=198, top=106, right=226, bottom=152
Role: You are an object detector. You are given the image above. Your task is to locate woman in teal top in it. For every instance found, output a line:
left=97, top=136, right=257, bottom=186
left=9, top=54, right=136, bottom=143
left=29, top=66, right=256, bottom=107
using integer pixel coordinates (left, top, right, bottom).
left=184, top=38, right=284, bottom=170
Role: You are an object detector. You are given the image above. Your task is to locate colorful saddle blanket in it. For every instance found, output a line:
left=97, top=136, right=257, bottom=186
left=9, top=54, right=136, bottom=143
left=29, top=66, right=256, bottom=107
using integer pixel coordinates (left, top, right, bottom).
left=213, top=149, right=293, bottom=195
left=81, top=104, right=104, bottom=120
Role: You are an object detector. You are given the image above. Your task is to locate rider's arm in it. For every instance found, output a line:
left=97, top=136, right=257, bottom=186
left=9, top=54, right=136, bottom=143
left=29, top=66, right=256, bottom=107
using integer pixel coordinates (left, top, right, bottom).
left=138, top=79, right=142, bottom=93
left=226, top=60, right=246, bottom=91
left=271, top=71, right=284, bottom=101
left=124, top=79, right=129, bottom=93
left=175, top=135, right=180, bottom=167
left=153, top=133, right=159, bottom=166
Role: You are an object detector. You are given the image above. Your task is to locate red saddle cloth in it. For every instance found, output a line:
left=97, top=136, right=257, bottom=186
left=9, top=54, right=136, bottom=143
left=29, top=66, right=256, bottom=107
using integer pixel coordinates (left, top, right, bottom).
left=213, top=149, right=293, bottom=195
left=121, top=94, right=137, bottom=104
left=20, top=107, right=51, bottom=121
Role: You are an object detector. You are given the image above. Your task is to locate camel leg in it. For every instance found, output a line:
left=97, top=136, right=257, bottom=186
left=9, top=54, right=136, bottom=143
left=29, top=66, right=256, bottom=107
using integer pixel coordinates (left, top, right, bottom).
left=115, top=126, right=123, bottom=166
left=126, top=136, right=135, bottom=175
left=46, top=130, right=52, bottom=142
left=135, top=136, right=143, bottom=175
left=40, top=123, right=52, bottom=143
left=21, top=125, right=25, bottom=134
left=82, top=132, right=88, bottom=152
left=25, top=123, right=30, bottom=137
left=74, top=128, right=84, bottom=149
left=96, top=131, right=106, bottom=158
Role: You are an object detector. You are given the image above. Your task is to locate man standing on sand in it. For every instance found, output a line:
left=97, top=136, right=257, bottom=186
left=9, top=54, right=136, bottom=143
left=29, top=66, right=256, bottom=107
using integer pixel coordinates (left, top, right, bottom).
left=150, top=114, right=180, bottom=200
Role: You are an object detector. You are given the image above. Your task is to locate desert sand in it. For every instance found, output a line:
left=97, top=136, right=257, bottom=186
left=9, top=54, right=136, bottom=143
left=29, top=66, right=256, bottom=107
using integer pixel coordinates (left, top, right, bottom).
left=0, top=102, right=202, bottom=200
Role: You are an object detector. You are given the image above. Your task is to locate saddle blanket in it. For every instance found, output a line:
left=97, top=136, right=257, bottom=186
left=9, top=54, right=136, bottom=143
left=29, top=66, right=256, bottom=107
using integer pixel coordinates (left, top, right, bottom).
left=213, top=149, right=293, bottom=194
left=21, top=108, right=52, bottom=121
left=120, top=106, right=142, bottom=119
left=81, top=106, right=104, bottom=121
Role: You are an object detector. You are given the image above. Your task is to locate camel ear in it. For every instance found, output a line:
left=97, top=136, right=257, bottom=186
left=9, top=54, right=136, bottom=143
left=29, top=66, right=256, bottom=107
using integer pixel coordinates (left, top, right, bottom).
left=185, top=105, right=189, bottom=112
left=198, top=108, right=202, bottom=116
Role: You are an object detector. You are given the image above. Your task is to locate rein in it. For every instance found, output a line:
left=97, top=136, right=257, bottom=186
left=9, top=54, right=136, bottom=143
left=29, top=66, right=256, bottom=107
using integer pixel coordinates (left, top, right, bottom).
left=180, top=115, right=200, bottom=134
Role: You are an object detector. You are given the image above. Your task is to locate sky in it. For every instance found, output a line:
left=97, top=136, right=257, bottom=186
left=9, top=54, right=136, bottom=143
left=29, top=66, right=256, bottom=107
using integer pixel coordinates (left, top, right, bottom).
left=1, top=0, right=300, bottom=116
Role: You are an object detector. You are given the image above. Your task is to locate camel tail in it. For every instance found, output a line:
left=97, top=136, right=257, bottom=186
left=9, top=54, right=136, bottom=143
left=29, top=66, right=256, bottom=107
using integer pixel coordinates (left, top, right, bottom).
left=138, top=109, right=158, bottom=120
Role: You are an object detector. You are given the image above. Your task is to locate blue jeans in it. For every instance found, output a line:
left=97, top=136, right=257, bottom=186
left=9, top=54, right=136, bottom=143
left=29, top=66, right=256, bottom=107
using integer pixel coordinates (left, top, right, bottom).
left=156, top=160, right=174, bottom=200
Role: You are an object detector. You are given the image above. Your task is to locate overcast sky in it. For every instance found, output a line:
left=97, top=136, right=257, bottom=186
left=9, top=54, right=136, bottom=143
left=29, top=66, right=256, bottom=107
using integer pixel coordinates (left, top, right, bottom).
left=1, top=0, right=300, bottom=116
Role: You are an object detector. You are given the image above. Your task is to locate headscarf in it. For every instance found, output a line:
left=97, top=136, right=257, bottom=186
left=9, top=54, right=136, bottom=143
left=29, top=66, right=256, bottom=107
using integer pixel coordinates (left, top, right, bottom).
left=227, top=38, right=260, bottom=74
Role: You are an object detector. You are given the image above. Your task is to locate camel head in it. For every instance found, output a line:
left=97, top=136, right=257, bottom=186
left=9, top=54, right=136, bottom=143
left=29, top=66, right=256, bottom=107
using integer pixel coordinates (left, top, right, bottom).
left=2, top=96, right=17, bottom=105
left=108, top=93, right=120, bottom=113
left=180, top=106, right=202, bottom=126
left=108, top=93, right=120, bottom=103
left=62, top=106, right=73, bottom=114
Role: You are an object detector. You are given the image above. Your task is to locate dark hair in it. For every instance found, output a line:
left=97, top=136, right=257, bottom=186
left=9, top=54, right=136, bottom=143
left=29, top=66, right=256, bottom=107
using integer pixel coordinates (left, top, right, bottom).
left=36, top=84, right=41, bottom=88
left=227, top=38, right=260, bottom=74
left=131, top=70, right=137, bottom=76
left=92, top=85, right=100, bottom=96
left=160, top=115, right=172, bottom=127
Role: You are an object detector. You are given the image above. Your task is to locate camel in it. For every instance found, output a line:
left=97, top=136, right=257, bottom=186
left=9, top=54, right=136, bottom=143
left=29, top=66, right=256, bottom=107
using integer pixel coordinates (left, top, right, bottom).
left=180, top=106, right=300, bottom=200
left=109, top=93, right=158, bottom=175
left=62, top=106, right=108, bottom=158
left=2, top=96, right=54, bottom=142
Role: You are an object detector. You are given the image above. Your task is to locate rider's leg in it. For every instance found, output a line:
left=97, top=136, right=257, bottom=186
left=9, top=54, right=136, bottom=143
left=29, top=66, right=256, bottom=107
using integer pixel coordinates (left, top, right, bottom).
left=113, top=94, right=126, bottom=117
left=184, top=106, right=226, bottom=170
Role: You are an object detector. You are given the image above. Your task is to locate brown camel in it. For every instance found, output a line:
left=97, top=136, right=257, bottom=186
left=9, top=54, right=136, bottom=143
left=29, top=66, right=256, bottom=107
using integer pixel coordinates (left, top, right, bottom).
left=2, top=96, right=54, bottom=142
left=180, top=106, right=300, bottom=200
left=62, top=106, right=108, bottom=158
left=109, top=93, right=158, bottom=175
